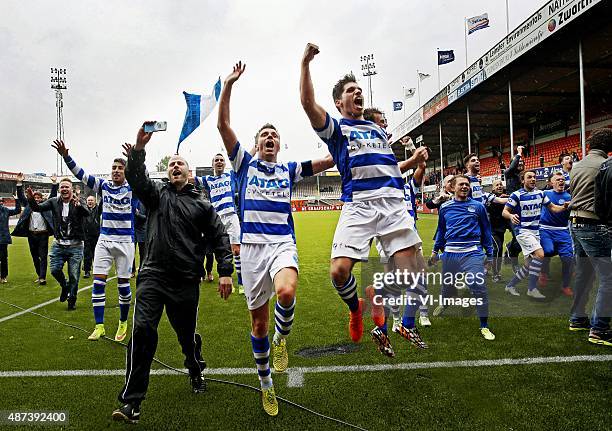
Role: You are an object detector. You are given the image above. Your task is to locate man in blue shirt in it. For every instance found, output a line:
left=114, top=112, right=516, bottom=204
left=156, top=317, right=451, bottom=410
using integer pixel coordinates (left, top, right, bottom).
left=539, top=172, right=573, bottom=297
left=434, top=175, right=495, bottom=340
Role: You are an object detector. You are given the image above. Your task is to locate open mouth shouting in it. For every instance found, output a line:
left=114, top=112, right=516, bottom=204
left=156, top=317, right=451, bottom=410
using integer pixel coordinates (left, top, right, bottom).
left=354, top=95, right=364, bottom=110
left=264, top=139, right=275, bottom=150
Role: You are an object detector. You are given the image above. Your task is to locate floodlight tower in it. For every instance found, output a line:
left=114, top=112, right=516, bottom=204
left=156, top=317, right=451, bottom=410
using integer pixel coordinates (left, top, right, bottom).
left=50, top=68, right=67, bottom=174
left=360, top=54, right=377, bottom=108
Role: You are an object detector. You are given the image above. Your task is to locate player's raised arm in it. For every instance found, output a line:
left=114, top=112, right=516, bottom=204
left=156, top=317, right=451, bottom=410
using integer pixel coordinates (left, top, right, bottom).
left=52, top=140, right=104, bottom=193
left=300, top=43, right=327, bottom=130
left=125, top=124, right=161, bottom=210
left=310, top=153, right=335, bottom=175
left=398, top=147, right=428, bottom=174
left=217, top=61, right=245, bottom=156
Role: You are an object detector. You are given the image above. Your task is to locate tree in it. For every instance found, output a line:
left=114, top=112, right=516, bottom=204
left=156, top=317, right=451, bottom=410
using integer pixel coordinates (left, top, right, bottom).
left=156, top=155, right=171, bottom=172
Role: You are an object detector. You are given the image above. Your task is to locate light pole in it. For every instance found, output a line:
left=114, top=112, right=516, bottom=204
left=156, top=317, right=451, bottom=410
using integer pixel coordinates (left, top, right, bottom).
left=360, top=54, right=377, bottom=108
left=50, top=68, right=67, bottom=174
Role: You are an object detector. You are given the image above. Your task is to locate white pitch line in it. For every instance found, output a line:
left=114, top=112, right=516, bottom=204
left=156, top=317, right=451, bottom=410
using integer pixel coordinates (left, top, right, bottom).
left=0, top=276, right=118, bottom=324
left=1, top=355, right=610, bottom=387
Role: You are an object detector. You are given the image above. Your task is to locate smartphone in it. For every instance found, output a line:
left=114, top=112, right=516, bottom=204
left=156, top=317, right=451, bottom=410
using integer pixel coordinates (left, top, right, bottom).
left=143, top=121, right=167, bottom=133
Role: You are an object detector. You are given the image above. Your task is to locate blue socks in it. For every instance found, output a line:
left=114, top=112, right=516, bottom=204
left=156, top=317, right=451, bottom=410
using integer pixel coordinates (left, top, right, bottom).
left=251, top=335, right=272, bottom=389
left=92, top=277, right=106, bottom=324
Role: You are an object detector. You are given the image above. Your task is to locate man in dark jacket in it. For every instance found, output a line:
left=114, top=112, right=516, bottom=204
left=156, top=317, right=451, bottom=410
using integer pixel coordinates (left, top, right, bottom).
left=130, top=198, right=146, bottom=278
left=503, top=146, right=525, bottom=271
left=82, top=195, right=101, bottom=278
left=112, top=125, right=233, bottom=424
left=26, top=178, right=90, bottom=309
left=595, top=155, right=612, bottom=225
left=0, top=182, right=22, bottom=284
left=569, top=128, right=612, bottom=346
left=13, top=174, right=58, bottom=285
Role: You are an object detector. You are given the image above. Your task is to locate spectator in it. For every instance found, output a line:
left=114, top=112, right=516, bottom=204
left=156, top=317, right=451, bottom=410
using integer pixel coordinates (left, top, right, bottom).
left=568, top=127, right=612, bottom=346
left=425, top=175, right=454, bottom=210
left=82, top=195, right=101, bottom=278
left=503, top=146, right=525, bottom=272
left=12, top=174, right=58, bottom=285
left=0, top=181, right=23, bottom=283
left=26, top=178, right=90, bottom=310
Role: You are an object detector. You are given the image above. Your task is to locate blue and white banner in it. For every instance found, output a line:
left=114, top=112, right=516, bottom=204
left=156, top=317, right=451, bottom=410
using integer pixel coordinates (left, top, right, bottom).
left=177, top=78, right=222, bottom=152
left=438, top=50, right=455, bottom=65
left=467, top=13, right=490, bottom=34
left=393, top=101, right=403, bottom=111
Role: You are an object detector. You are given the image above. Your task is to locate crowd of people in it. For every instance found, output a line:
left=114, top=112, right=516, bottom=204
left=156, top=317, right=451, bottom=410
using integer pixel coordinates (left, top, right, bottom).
left=0, top=43, right=610, bottom=425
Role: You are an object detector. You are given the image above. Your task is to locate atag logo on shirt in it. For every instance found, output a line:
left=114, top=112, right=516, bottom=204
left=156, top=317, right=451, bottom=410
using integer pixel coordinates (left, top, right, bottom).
left=558, top=199, right=565, bottom=205
left=467, top=205, right=476, bottom=213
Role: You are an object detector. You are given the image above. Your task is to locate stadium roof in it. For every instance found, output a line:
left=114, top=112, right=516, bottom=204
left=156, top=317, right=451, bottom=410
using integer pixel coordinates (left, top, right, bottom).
left=390, top=0, right=612, bottom=163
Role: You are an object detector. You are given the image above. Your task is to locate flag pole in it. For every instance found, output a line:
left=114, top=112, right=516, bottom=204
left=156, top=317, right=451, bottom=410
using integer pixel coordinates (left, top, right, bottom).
left=437, top=48, right=441, bottom=91
left=416, top=70, right=421, bottom=107
left=464, top=18, right=469, bottom=68
left=402, top=86, right=406, bottom=119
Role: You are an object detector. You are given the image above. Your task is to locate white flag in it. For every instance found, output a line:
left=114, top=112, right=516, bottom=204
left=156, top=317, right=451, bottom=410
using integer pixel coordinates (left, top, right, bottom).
left=404, top=88, right=416, bottom=98
left=418, top=72, right=431, bottom=81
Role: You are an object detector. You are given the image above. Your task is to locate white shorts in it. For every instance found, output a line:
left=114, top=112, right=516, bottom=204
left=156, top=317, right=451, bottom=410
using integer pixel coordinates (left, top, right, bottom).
left=221, top=213, right=241, bottom=245
left=241, top=242, right=299, bottom=310
left=332, top=198, right=421, bottom=261
left=516, top=230, right=542, bottom=257
left=93, top=240, right=135, bottom=279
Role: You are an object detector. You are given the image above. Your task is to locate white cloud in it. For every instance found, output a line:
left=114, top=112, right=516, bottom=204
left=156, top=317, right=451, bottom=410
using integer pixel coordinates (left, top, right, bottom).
left=0, top=0, right=544, bottom=174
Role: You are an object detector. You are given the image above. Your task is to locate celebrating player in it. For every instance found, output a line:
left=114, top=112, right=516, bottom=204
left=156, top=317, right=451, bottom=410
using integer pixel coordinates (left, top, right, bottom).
left=539, top=172, right=573, bottom=296
left=218, top=61, right=334, bottom=416
left=300, top=43, right=426, bottom=349
left=502, top=170, right=569, bottom=298
left=53, top=140, right=135, bottom=342
left=434, top=175, right=495, bottom=340
left=194, top=154, right=243, bottom=293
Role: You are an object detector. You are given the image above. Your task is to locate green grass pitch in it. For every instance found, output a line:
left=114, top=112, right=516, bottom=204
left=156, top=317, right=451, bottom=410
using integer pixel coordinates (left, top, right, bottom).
left=0, top=212, right=610, bottom=430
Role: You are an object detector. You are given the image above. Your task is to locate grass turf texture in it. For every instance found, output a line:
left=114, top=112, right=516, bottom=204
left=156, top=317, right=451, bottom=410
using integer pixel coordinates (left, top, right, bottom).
left=0, top=212, right=610, bottom=430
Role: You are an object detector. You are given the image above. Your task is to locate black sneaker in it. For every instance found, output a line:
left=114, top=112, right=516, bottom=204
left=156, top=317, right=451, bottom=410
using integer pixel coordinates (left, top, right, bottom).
left=112, top=403, right=140, bottom=424
left=67, top=297, right=76, bottom=310
left=39, top=279, right=47, bottom=286
left=59, top=284, right=69, bottom=302
left=190, top=373, right=206, bottom=393
left=83, top=272, right=91, bottom=279
left=588, top=329, right=612, bottom=347
left=569, top=318, right=591, bottom=332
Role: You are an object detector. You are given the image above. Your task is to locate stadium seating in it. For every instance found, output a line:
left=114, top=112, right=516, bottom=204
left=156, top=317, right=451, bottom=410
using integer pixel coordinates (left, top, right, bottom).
left=479, top=133, right=586, bottom=176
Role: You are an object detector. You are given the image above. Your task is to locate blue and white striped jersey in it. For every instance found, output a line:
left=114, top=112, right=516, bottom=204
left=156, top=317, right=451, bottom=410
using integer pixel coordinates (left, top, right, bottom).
left=229, top=142, right=312, bottom=244
left=404, top=178, right=417, bottom=222
left=505, top=188, right=551, bottom=231
left=434, top=198, right=493, bottom=257
left=314, top=114, right=403, bottom=202
left=540, top=190, right=571, bottom=230
left=64, top=155, right=135, bottom=243
left=466, top=175, right=496, bottom=205
left=562, top=170, right=571, bottom=191
left=194, top=172, right=237, bottom=217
